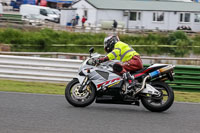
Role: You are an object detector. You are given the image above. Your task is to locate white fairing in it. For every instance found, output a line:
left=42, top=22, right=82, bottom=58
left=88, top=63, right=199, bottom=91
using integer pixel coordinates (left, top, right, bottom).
left=77, top=75, right=85, bottom=85
left=148, top=64, right=168, bottom=68
left=77, top=53, right=122, bottom=91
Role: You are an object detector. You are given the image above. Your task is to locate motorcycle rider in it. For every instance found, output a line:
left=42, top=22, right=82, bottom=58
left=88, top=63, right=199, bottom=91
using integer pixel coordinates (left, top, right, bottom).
left=97, top=35, right=143, bottom=90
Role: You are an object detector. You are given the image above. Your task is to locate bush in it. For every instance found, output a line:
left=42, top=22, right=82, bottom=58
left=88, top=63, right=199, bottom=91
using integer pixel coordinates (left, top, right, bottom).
left=191, top=35, right=200, bottom=55
left=167, top=31, right=193, bottom=56
left=0, top=28, right=24, bottom=49
left=167, top=31, right=191, bottom=45
left=0, top=28, right=198, bottom=57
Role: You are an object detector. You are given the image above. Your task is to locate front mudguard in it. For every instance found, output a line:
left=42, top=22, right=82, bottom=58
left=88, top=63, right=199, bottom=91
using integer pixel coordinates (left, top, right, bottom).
left=75, top=75, right=96, bottom=92
left=75, top=75, right=85, bottom=85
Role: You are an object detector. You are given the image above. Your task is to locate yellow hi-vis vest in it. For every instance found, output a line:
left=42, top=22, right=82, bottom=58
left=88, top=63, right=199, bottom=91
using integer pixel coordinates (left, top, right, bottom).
left=107, top=41, right=139, bottom=62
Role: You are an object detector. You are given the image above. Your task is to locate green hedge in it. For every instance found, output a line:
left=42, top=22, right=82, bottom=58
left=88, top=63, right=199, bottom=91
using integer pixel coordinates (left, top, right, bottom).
left=0, top=28, right=199, bottom=57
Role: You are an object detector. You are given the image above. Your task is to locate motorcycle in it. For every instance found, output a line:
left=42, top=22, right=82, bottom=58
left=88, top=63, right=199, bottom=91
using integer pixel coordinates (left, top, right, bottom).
left=65, top=48, right=175, bottom=112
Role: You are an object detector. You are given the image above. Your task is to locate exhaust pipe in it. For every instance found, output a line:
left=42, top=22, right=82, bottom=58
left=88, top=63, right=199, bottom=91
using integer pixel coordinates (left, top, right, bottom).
left=134, top=75, right=150, bottom=95
left=149, top=65, right=175, bottom=79
left=134, top=65, right=175, bottom=95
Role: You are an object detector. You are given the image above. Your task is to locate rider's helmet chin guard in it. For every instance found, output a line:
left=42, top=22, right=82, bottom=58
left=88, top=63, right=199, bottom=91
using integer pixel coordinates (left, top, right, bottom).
left=104, top=35, right=119, bottom=53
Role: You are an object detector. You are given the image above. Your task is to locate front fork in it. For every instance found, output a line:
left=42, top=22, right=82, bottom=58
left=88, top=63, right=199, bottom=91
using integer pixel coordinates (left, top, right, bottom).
left=78, top=76, right=90, bottom=93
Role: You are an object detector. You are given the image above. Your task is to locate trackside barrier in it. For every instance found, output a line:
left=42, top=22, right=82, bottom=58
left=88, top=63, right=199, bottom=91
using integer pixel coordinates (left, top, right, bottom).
left=0, top=55, right=82, bottom=82
left=0, top=55, right=200, bottom=90
left=168, top=65, right=200, bottom=90
left=1, top=52, right=200, bottom=65
left=0, top=14, right=24, bottom=24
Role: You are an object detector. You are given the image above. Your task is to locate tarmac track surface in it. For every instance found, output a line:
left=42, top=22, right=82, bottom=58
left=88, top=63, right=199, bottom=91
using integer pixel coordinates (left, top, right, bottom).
left=0, top=91, right=200, bottom=133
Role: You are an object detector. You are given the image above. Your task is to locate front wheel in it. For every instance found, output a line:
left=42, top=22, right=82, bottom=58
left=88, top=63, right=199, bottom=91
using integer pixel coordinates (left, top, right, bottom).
left=65, top=78, right=96, bottom=107
left=141, top=81, right=174, bottom=112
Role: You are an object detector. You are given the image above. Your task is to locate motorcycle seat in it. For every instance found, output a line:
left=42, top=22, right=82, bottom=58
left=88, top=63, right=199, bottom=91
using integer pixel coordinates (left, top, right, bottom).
left=130, top=67, right=147, bottom=75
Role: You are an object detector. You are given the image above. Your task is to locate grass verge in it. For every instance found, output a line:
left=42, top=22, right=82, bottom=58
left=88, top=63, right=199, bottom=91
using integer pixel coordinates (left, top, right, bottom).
left=0, top=79, right=199, bottom=103
left=0, top=79, right=66, bottom=95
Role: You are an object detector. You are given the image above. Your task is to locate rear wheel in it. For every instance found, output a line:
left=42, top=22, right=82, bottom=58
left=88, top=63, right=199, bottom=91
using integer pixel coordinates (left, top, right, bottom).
left=65, top=78, right=96, bottom=107
left=141, top=81, right=174, bottom=112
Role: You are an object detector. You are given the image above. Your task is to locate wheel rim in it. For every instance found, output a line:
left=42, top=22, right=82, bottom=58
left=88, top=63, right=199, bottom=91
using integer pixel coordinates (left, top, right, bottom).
left=144, top=86, right=170, bottom=106
left=70, top=83, right=92, bottom=103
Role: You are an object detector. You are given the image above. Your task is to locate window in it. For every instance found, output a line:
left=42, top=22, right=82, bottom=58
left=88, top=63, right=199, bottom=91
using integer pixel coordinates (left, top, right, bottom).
left=153, top=12, right=164, bottom=22
left=130, top=12, right=141, bottom=21
left=40, top=9, right=47, bottom=16
left=138, top=12, right=141, bottom=20
left=179, top=13, right=190, bottom=22
left=194, top=13, right=200, bottom=23
left=84, top=10, right=88, bottom=18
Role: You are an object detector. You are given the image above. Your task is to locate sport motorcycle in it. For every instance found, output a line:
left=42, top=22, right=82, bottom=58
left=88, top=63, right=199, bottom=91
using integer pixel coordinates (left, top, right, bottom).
left=65, top=48, right=175, bottom=112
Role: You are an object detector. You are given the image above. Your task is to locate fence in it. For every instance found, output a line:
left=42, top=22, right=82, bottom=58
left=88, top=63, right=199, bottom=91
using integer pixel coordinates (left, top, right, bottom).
left=0, top=55, right=82, bottom=82
left=169, top=65, right=200, bottom=90
left=0, top=54, right=199, bottom=90
left=0, top=13, right=24, bottom=24
left=1, top=51, right=200, bottom=65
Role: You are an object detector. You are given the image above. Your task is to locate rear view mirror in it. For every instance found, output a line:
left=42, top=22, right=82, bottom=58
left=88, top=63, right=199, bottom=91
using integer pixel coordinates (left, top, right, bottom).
left=89, top=47, right=94, bottom=57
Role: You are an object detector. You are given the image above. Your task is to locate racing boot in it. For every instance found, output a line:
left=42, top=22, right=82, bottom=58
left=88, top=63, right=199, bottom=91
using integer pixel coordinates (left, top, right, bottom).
left=123, top=72, right=135, bottom=90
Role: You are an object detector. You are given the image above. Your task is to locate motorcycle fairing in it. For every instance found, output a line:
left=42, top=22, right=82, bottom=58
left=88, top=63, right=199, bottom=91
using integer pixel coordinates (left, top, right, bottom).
left=77, top=62, right=123, bottom=91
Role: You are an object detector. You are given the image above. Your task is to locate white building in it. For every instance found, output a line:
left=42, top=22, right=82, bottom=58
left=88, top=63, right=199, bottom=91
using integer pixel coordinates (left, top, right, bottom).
left=61, top=0, right=200, bottom=32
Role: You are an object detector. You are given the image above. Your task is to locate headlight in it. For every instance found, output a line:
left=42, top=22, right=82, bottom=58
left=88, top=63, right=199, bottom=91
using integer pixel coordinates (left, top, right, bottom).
left=87, top=59, right=93, bottom=65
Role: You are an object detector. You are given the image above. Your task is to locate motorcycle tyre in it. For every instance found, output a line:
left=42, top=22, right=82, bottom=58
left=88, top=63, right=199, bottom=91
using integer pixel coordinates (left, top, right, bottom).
left=65, top=78, right=96, bottom=107
left=141, top=81, right=174, bottom=112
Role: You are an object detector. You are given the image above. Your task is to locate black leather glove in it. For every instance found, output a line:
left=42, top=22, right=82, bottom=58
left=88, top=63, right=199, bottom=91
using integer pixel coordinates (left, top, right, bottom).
left=98, top=56, right=109, bottom=63
left=93, top=56, right=109, bottom=65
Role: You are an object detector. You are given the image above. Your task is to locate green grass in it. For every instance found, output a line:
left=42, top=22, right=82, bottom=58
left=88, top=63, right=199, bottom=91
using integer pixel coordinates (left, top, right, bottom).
left=0, top=79, right=199, bottom=103
left=174, top=91, right=200, bottom=103
left=0, top=79, right=66, bottom=95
